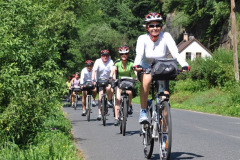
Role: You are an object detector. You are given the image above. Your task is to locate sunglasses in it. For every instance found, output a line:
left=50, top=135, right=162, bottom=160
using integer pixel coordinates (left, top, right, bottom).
left=86, top=65, right=93, bottom=67
left=101, top=54, right=109, bottom=57
left=148, top=24, right=161, bottom=28
left=120, top=53, right=129, bottom=55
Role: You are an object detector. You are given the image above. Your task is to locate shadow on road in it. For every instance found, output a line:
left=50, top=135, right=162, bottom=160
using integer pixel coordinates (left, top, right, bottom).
left=151, top=152, right=204, bottom=160
left=125, top=130, right=140, bottom=136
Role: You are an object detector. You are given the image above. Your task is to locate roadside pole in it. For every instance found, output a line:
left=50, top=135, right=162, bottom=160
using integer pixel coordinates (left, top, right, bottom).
left=231, top=0, right=239, bottom=82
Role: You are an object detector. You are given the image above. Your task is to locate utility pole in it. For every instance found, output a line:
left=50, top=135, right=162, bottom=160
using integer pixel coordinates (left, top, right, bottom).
left=231, top=0, right=239, bottom=82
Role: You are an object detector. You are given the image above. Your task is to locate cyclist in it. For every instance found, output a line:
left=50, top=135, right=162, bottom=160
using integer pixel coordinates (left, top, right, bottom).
left=69, top=72, right=81, bottom=107
left=133, top=12, right=190, bottom=123
left=80, top=60, right=97, bottom=116
left=110, top=45, right=136, bottom=126
left=92, top=50, right=114, bottom=120
left=66, top=76, right=72, bottom=102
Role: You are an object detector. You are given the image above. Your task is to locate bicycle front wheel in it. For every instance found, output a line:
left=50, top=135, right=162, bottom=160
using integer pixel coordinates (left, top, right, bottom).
left=87, top=95, right=91, bottom=122
left=159, top=101, right=172, bottom=160
left=74, top=95, right=77, bottom=110
left=113, top=93, right=116, bottom=117
left=122, top=97, right=128, bottom=136
left=101, top=96, right=106, bottom=126
left=143, top=123, right=154, bottom=159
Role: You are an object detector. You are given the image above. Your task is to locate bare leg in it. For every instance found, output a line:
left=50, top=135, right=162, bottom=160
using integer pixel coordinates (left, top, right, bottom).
left=106, top=84, right=113, bottom=101
left=140, top=74, right=152, bottom=109
left=115, top=88, right=121, bottom=119
left=98, top=90, right=103, bottom=115
left=126, top=90, right=132, bottom=106
left=82, top=91, right=87, bottom=111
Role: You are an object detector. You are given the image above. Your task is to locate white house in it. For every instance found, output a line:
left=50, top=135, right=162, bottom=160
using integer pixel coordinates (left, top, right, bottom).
left=177, top=32, right=212, bottom=61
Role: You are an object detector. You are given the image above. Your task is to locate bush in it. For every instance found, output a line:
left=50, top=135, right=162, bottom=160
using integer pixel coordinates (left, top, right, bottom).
left=185, top=49, right=236, bottom=90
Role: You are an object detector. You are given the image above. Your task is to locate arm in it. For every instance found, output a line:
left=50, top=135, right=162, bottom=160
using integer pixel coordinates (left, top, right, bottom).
left=134, top=35, right=145, bottom=66
left=69, top=78, right=74, bottom=89
left=80, top=69, right=84, bottom=85
left=110, top=66, right=117, bottom=80
left=165, top=32, right=189, bottom=67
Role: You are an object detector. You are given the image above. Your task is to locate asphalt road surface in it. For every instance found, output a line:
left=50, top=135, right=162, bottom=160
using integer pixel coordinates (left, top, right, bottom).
left=63, top=100, right=240, bottom=160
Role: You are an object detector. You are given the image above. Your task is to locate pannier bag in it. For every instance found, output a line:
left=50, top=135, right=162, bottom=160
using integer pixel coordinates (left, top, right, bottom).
left=118, top=79, right=134, bottom=90
left=151, top=59, right=178, bottom=80
left=111, top=79, right=118, bottom=88
left=84, top=81, right=95, bottom=90
left=97, top=79, right=109, bottom=87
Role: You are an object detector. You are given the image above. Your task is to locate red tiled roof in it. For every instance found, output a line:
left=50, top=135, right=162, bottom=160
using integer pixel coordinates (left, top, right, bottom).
left=177, top=38, right=212, bottom=55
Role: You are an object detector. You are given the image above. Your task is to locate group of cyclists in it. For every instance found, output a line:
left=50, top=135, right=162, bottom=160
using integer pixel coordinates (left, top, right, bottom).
left=66, top=12, right=190, bottom=127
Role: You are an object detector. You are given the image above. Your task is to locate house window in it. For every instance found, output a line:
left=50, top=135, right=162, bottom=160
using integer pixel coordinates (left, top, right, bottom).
left=186, top=52, right=191, bottom=60
left=196, top=52, right=201, bottom=58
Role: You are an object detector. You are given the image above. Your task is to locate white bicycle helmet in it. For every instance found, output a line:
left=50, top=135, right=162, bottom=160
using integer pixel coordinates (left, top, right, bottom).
left=145, top=12, right=163, bottom=23
left=118, top=45, right=129, bottom=54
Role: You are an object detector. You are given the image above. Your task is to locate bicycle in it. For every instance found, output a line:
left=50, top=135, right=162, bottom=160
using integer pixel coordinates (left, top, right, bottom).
left=97, top=78, right=110, bottom=126
left=111, top=79, right=118, bottom=118
left=71, top=85, right=81, bottom=110
left=82, top=81, right=95, bottom=122
left=137, top=59, right=183, bottom=160
left=117, top=77, right=135, bottom=136
left=141, top=78, right=172, bottom=160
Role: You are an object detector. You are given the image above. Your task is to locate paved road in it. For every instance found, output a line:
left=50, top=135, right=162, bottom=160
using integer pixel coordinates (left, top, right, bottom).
left=63, top=101, right=240, bottom=160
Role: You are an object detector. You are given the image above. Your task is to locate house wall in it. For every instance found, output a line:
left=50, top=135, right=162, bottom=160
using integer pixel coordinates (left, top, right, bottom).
left=179, top=41, right=212, bottom=61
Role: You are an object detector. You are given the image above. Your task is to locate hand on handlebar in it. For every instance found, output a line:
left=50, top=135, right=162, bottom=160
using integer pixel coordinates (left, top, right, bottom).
left=181, top=66, right=191, bottom=73
left=132, top=65, right=144, bottom=72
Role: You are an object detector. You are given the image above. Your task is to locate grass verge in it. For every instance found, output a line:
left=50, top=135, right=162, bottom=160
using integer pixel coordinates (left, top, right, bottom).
left=132, top=88, right=240, bottom=118
left=0, top=106, right=83, bottom=160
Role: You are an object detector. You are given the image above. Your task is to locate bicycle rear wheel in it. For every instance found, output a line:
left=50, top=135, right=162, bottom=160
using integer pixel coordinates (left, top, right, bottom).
left=101, top=96, right=106, bottom=126
left=122, top=97, right=128, bottom=136
left=87, top=95, right=91, bottom=122
left=159, top=101, right=172, bottom=160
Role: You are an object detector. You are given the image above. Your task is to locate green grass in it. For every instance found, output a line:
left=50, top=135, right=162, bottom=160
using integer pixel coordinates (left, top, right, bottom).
left=0, top=108, right=83, bottom=160
left=132, top=88, right=240, bottom=118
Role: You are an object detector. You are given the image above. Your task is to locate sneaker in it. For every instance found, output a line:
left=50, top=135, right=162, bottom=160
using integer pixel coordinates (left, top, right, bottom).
left=139, top=109, right=148, bottom=123
left=92, top=100, right=96, bottom=107
left=71, top=102, right=74, bottom=108
left=82, top=110, right=86, bottom=116
left=107, top=100, right=113, bottom=108
left=128, top=105, right=133, bottom=115
left=97, top=114, right=102, bottom=121
left=162, top=134, right=167, bottom=149
left=114, top=119, right=119, bottom=126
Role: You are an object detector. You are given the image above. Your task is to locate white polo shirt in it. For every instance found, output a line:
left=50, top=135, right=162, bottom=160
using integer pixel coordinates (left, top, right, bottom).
left=93, top=58, right=114, bottom=81
left=80, top=67, right=92, bottom=84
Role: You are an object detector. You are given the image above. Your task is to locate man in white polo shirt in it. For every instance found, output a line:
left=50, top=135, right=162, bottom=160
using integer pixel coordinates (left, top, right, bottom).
left=80, top=60, right=97, bottom=116
left=92, top=50, right=114, bottom=120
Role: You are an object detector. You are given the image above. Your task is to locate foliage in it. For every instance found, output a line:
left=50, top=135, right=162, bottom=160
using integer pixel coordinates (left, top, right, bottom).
left=0, top=0, right=76, bottom=145
left=162, top=0, right=231, bottom=50
left=0, top=109, right=81, bottom=160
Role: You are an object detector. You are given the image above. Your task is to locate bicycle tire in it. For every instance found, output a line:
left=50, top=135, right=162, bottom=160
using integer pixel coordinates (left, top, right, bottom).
left=101, top=96, right=106, bottom=126
left=159, top=101, right=172, bottom=160
left=69, top=95, right=72, bottom=107
left=143, top=123, right=154, bottom=159
left=74, top=94, right=77, bottom=110
left=87, top=95, right=91, bottom=122
left=122, top=97, right=128, bottom=136
left=113, top=93, right=116, bottom=117
left=119, top=108, right=122, bottom=134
